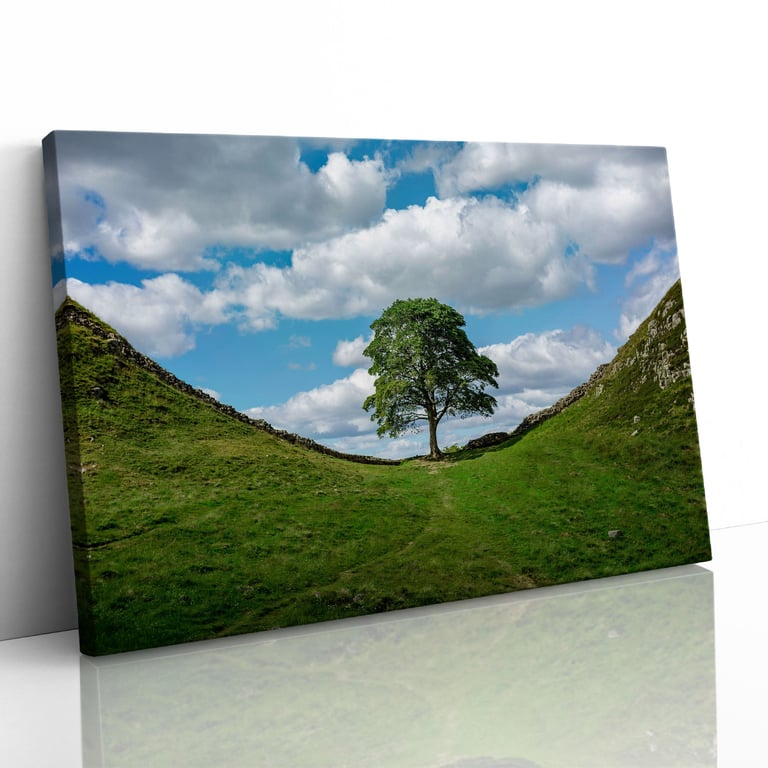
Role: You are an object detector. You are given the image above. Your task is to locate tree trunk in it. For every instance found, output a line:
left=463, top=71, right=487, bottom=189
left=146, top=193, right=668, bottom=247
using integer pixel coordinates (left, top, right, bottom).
left=427, top=414, right=442, bottom=459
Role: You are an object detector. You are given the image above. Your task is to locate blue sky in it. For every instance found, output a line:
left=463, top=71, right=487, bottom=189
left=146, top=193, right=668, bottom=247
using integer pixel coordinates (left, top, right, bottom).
left=49, top=132, right=680, bottom=458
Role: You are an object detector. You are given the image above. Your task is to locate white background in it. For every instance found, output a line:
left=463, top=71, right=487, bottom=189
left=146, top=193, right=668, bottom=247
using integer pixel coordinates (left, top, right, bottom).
left=1, top=2, right=766, bottom=762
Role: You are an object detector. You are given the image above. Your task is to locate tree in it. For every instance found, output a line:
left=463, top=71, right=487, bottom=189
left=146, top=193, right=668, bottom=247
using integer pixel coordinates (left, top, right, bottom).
left=363, top=298, right=499, bottom=459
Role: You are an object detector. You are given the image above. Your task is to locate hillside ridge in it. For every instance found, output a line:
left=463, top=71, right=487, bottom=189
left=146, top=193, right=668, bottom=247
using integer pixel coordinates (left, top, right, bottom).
left=467, top=278, right=692, bottom=450
left=55, top=300, right=402, bottom=466
left=56, top=278, right=692, bottom=461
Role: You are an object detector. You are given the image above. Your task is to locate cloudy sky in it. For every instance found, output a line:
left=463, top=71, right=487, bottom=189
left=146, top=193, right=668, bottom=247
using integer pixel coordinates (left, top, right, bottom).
left=48, top=131, right=680, bottom=458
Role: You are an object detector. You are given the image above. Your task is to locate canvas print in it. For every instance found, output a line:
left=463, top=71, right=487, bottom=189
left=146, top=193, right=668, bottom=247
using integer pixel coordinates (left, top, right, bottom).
left=43, top=131, right=711, bottom=655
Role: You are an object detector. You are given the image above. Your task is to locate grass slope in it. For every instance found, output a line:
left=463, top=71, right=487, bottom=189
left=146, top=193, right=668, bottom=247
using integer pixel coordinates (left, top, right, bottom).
left=57, top=280, right=710, bottom=655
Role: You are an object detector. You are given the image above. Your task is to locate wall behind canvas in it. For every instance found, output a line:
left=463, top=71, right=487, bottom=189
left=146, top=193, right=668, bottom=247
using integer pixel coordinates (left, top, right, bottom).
left=1, top=1, right=765, bottom=641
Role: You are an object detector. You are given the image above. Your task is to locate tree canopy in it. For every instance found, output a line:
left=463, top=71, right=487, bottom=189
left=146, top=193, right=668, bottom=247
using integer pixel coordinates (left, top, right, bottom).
left=363, top=298, right=499, bottom=459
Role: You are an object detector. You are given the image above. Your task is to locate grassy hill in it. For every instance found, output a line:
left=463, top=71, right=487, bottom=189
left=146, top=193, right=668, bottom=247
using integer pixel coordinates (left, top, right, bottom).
left=56, top=279, right=710, bottom=655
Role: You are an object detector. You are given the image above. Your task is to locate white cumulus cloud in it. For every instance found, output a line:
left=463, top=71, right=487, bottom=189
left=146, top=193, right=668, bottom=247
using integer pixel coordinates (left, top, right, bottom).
left=244, top=368, right=376, bottom=439
left=480, top=326, right=615, bottom=393
left=53, top=132, right=390, bottom=271
left=211, top=195, right=595, bottom=329
left=66, top=274, right=229, bottom=358
left=54, top=136, right=677, bottom=346
left=430, top=142, right=676, bottom=266
left=332, top=335, right=371, bottom=367
left=434, top=142, right=666, bottom=195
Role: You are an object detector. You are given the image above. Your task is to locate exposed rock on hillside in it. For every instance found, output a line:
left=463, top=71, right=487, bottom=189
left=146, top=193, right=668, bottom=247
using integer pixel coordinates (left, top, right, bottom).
left=607, top=289, right=691, bottom=391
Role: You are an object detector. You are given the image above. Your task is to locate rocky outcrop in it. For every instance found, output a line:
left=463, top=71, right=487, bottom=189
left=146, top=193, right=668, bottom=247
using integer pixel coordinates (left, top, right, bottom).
left=607, top=293, right=691, bottom=390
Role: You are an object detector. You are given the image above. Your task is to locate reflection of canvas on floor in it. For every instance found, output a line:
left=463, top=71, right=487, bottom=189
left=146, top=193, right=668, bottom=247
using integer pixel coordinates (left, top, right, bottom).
left=81, top=566, right=716, bottom=766
left=43, top=131, right=711, bottom=655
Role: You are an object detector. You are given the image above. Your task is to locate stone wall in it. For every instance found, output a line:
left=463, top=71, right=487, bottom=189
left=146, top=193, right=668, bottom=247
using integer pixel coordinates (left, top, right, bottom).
left=509, top=364, right=610, bottom=438
left=463, top=364, right=611, bottom=450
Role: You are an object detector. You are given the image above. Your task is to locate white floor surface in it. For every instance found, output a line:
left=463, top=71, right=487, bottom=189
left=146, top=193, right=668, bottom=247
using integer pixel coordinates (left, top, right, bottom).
left=1, top=522, right=765, bottom=767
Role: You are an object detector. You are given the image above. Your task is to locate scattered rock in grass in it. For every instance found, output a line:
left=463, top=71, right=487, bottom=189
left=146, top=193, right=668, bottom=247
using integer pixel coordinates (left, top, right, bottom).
left=90, top=385, right=108, bottom=400
left=70, top=462, right=98, bottom=474
left=608, top=529, right=624, bottom=539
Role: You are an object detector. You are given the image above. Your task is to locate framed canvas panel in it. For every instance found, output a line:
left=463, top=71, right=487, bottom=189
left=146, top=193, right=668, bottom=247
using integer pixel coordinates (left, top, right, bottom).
left=42, top=131, right=711, bottom=655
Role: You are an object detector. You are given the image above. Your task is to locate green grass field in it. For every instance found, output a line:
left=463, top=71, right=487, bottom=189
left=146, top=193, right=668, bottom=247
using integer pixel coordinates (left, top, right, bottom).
left=57, top=281, right=710, bottom=655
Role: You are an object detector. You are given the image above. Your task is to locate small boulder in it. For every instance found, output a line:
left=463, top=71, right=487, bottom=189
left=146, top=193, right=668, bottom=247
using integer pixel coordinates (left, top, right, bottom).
left=465, top=432, right=510, bottom=450
left=90, top=385, right=108, bottom=400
